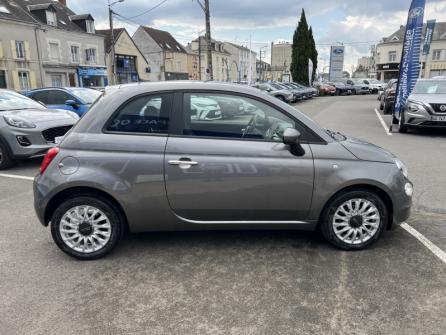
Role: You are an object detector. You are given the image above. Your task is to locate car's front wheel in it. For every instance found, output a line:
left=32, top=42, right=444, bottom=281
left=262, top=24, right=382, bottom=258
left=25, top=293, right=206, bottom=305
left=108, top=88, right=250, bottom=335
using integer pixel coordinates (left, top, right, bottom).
left=0, top=140, right=15, bottom=170
left=320, top=190, right=388, bottom=250
left=51, top=196, right=124, bottom=260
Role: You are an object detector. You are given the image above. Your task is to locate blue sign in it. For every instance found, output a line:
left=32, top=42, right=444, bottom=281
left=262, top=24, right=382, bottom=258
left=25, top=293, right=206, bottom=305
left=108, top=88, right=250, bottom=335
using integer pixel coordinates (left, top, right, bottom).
left=333, top=48, right=344, bottom=54
left=422, top=19, right=436, bottom=55
left=77, top=67, right=107, bottom=77
left=394, top=0, right=425, bottom=118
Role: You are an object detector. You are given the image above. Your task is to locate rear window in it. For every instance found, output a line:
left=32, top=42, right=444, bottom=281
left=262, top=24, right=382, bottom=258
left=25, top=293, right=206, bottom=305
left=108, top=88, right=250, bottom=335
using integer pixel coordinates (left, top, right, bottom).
left=106, top=93, right=171, bottom=134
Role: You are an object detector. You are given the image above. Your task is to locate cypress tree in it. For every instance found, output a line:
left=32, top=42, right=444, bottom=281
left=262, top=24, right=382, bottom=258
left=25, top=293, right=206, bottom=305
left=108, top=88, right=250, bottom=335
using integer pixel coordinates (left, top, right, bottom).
left=290, top=9, right=317, bottom=85
left=308, top=26, right=318, bottom=83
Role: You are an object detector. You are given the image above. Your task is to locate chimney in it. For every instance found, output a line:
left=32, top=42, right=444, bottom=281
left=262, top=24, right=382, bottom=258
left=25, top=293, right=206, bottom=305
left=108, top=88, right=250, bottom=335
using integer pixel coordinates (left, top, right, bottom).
left=59, top=0, right=67, bottom=6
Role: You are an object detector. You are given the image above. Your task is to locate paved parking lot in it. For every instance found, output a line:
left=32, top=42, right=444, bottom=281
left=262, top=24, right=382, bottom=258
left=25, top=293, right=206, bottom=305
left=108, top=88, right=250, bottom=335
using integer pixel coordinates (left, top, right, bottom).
left=0, top=95, right=445, bottom=334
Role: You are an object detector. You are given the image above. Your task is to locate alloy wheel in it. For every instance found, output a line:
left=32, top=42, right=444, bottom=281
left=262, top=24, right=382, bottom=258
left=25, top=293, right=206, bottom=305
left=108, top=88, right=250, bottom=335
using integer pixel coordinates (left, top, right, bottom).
left=332, top=198, right=380, bottom=245
left=59, top=205, right=112, bottom=254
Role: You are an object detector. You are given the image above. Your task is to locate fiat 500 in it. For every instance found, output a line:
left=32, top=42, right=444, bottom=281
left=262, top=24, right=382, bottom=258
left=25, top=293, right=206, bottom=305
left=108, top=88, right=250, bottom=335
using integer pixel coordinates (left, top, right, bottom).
left=33, top=82, right=413, bottom=259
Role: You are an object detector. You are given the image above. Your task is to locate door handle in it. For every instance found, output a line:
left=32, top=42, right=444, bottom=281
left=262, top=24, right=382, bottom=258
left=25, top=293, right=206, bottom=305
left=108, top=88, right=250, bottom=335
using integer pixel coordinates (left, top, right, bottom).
left=168, top=158, right=199, bottom=169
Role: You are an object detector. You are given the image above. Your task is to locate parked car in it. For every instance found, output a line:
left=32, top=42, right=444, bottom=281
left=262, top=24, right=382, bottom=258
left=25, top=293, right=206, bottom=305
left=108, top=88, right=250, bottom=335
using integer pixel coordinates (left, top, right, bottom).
left=252, top=82, right=294, bottom=103
left=25, top=87, right=102, bottom=117
left=33, top=82, right=412, bottom=259
left=380, top=79, right=398, bottom=114
left=329, top=82, right=353, bottom=95
left=291, top=82, right=318, bottom=98
left=0, top=89, right=78, bottom=169
left=396, top=78, right=446, bottom=133
left=342, top=79, right=370, bottom=95
left=276, top=82, right=305, bottom=101
left=190, top=96, right=222, bottom=120
left=318, top=83, right=336, bottom=95
left=357, top=79, right=384, bottom=94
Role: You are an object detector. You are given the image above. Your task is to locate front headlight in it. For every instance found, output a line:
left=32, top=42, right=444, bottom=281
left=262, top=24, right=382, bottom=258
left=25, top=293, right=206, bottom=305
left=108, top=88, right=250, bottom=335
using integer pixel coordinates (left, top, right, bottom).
left=407, top=102, right=426, bottom=114
left=3, top=115, right=36, bottom=128
left=395, top=158, right=408, bottom=178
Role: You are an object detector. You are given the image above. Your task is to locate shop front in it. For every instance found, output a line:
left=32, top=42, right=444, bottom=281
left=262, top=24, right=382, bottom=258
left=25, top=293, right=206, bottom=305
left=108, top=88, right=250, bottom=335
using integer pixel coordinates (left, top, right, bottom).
left=376, top=63, right=400, bottom=81
left=77, top=67, right=108, bottom=88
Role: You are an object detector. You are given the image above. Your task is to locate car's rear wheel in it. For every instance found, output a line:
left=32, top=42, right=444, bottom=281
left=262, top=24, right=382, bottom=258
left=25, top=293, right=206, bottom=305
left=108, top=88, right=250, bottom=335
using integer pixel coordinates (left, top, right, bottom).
left=0, top=141, right=14, bottom=170
left=320, top=190, right=387, bottom=250
left=276, top=95, right=286, bottom=102
left=51, top=196, right=124, bottom=260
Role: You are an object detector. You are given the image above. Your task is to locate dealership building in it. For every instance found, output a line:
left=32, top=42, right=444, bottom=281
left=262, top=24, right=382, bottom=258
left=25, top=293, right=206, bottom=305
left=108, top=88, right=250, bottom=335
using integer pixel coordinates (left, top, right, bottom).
left=375, top=22, right=446, bottom=81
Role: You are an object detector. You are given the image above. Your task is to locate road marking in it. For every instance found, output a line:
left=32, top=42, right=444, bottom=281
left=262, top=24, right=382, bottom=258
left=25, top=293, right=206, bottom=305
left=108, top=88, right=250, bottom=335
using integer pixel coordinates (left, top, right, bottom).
left=0, top=173, right=34, bottom=181
left=374, top=108, right=393, bottom=136
left=401, top=222, right=446, bottom=264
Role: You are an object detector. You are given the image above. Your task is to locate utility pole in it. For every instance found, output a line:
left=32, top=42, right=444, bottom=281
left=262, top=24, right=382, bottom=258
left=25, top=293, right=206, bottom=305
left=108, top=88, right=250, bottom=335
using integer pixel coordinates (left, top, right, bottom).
left=198, top=33, right=202, bottom=80
left=108, top=0, right=124, bottom=85
left=259, top=46, right=267, bottom=81
left=196, top=0, right=212, bottom=80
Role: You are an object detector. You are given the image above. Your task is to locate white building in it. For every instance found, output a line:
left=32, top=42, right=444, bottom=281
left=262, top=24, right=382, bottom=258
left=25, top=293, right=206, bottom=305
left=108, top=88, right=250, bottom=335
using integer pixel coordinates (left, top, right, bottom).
left=223, top=42, right=257, bottom=82
left=375, top=22, right=446, bottom=80
left=271, top=42, right=292, bottom=81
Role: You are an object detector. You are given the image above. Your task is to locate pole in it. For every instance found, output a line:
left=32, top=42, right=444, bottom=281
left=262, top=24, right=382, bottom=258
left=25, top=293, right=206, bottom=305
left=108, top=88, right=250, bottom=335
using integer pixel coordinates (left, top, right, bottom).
left=198, top=34, right=202, bottom=80
left=259, top=49, right=262, bottom=82
left=247, top=35, right=252, bottom=84
left=108, top=1, right=115, bottom=85
left=204, top=0, right=212, bottom=80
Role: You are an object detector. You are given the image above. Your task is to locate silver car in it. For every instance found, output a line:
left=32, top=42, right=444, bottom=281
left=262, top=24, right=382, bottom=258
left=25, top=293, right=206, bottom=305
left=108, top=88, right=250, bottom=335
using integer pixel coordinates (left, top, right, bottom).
left=252, top=82, right=294, bottom=103
left=397, top=78, right=446, bottom=133
left=33, top=82, right=413, bottom=259
left=0, top=89, right=79, bottom=169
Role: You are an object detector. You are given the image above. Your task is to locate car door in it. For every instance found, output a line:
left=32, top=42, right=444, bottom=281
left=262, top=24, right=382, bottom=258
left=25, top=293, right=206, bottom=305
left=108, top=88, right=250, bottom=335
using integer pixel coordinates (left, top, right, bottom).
left=47, top=90, right=76, bottom=112
left=164, top=92, right=314, bottom=223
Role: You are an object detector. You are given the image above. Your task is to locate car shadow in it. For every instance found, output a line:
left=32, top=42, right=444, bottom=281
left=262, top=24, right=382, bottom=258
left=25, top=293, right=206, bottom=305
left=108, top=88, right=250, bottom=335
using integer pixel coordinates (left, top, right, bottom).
left=403, top=127, right=446, bottom=138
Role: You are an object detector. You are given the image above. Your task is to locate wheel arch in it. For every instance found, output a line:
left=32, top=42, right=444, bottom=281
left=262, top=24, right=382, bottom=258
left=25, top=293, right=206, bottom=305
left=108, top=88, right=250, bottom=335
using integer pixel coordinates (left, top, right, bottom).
left=44, top=186, right=129, bottom=231
left=317, top=184, right=394, bottom=230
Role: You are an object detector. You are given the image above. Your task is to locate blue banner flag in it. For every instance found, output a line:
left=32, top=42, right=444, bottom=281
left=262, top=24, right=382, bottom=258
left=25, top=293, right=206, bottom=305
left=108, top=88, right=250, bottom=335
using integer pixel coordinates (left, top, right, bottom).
left=422, top=19, right=436, bottom=55
left=394, top=0, right=425, bottom=118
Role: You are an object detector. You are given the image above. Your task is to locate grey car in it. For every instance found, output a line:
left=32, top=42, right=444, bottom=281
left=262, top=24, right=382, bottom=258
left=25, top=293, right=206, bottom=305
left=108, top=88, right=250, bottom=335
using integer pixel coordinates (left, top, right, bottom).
left=397, top=78, right=446, bottom=133
left=0, top=89, right=79, bottom=169
left=33, top=82, right=413, bottom=259
left=252, top=82, right=294, bottom=103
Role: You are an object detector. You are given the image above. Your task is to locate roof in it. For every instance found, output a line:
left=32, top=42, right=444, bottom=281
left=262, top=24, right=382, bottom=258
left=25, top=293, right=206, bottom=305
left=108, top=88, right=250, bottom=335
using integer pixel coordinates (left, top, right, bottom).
left=380, top=22, right=446, bottom=44
left=141, top=26, right=186, bottom=53
left=96, top=28, right=125, bottom=53
left=0, top=0, right=97, bottom=33
left=70, top=14, right=94, bottom=21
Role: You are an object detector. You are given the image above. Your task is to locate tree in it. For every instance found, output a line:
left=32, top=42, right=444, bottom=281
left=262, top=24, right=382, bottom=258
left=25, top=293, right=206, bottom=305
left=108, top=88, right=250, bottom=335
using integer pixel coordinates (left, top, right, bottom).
left=290, top=9, right=318, bottom=85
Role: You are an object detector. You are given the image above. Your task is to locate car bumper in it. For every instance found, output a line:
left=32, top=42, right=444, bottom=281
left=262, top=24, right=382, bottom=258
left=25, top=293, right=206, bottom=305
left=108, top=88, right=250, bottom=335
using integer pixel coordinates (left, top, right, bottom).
left=390, top=177, right=413, bottom=227
left=33, top=175, right=47, bottom=226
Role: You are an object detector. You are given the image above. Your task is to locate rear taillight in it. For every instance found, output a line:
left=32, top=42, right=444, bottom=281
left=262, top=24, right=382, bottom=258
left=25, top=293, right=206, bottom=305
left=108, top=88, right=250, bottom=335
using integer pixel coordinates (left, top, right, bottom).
left=40, top=147, right=59, bottom=175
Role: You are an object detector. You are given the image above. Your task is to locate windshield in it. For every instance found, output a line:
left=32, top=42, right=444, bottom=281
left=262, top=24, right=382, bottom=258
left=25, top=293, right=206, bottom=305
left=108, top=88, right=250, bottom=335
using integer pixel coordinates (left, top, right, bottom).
left=0, top=90, right=45, bottom=111
left=70, top=88, right=102, bottom=104
left=413, top=80, right=446, bottom=94
left=270, top=83, right=284, bottom=90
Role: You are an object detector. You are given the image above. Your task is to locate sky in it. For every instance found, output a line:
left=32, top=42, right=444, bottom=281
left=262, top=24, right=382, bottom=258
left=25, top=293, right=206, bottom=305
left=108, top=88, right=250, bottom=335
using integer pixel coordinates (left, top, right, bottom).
left=69, top=0, right=446, bottom=73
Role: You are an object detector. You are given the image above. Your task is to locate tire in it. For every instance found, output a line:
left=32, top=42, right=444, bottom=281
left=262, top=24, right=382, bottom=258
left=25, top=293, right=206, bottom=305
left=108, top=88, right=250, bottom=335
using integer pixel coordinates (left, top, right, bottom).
left=51, top=196, right=124, bottom=260
left=379, top=101, right=384, bottom=110
left=0, top=140, right=15, bottom=170
left=383, top=101, right=391, bottom=115
left=398, top=112, right=408, bottom=133
left=320, top=190, right=388, bottom=250
left=276, top=95, right=286, bottom=102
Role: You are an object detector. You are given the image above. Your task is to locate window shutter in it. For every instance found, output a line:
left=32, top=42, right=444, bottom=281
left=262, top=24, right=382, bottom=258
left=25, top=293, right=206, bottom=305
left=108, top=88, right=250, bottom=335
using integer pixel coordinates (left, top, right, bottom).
left=29, top=71, right=37, bottom=89
left=10, top=40, right=17, bottom=59
left=11, top=70, right=20, bottom=91
left=24, top=41, right=31, bottom=60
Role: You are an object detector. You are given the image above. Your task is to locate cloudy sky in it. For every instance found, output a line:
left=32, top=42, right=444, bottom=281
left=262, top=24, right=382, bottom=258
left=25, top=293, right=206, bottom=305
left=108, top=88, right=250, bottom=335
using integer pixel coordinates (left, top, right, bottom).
left=69, top=0, right=446, bottom=73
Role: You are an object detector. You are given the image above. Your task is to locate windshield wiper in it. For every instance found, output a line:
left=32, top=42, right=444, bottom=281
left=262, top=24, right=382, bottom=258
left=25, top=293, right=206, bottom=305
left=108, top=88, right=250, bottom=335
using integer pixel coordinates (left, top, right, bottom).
left=325, top=129, right=346, bottom=141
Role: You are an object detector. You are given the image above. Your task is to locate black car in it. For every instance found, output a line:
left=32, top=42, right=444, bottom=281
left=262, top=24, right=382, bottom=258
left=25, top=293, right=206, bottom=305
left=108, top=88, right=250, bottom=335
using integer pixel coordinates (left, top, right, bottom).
left=329, top=82, right=352, bottom=96
left=379, top=79, right=398, bottom=115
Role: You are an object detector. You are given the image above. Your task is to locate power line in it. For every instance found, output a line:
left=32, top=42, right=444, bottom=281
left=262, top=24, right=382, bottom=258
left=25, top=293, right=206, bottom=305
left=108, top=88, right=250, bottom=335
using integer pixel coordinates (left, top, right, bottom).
left=124, top=0, right=169, bottom=20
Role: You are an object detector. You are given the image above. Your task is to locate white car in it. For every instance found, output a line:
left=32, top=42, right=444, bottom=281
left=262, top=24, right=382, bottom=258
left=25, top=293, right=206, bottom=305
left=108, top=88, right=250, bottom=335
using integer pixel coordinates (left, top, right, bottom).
left=191, top=96, right=222, bottom=121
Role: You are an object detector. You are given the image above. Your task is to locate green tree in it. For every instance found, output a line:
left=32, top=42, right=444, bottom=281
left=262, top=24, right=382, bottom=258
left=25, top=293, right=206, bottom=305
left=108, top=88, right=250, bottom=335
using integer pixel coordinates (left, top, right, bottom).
left=290, top=9, right=318, bottom=85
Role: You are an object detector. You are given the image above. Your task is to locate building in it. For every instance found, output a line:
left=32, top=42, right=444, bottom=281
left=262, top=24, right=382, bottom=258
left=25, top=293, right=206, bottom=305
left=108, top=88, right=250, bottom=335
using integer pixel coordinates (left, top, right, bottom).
left=187, top=36, right=232, bottom=82
left=256, top=60, right=272, bottom=81
left=133, top=26, right=188, bottom=81
left=223, top=42, right=257, bottom=82
left=0, top=0, right=107, bottom=90
left=271, top=42, right=292, bottom=81
left=97, top=28, right=149, bottom=84
left=184, top=45, right=199, bottom=80
left=375, top=22, right=446, bottom=80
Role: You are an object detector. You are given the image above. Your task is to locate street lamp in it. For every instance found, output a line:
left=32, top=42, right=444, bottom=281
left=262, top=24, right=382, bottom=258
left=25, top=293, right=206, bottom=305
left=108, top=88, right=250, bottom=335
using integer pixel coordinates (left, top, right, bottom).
left=108, top=0, right=125, bottom=85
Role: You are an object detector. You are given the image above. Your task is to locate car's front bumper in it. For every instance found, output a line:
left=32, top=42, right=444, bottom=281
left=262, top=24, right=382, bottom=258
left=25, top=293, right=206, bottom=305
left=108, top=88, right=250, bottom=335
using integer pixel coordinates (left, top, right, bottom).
left=1, top=126, right=57, bottom=158
left=390, top=177, right=413, bottom=228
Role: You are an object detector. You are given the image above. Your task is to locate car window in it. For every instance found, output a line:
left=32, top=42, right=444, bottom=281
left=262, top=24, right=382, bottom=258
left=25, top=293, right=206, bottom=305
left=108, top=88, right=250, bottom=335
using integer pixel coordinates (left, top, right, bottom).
left=29, top=91, right=49, bottom=104
left=48, top=90, right=74, bottom=105
left=106, top=93, right=171, bottom=134
left=182, top=93, right=301, bottom=142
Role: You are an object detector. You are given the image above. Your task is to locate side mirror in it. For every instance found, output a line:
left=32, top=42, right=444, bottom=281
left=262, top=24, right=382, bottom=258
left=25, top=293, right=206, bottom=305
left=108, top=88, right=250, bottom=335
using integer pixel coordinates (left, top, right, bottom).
left=283, top=128, right=305, bottom=156
left=65, top=100, right=78, bottom=108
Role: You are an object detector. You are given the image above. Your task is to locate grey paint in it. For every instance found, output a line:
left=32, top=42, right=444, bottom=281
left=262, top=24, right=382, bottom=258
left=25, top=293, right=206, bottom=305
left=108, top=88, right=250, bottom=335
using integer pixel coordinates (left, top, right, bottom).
left=33, top=81, right=412, bottom=233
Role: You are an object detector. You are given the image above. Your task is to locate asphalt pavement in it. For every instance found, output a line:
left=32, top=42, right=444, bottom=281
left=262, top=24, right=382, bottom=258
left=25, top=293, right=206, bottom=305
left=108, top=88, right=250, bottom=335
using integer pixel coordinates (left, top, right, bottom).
left=0, top=94, right=445, bottom=335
